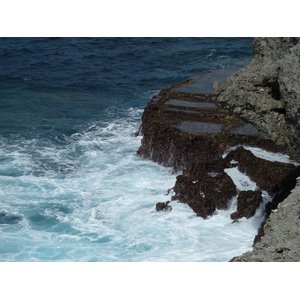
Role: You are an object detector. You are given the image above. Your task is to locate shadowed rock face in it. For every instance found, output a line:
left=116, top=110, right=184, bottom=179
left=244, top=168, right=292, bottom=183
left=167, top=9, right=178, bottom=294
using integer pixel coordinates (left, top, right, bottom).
left=231, top=190, right=263, bottom=221
left=216, top=37, right=300, bottom=161
left=137, top=38, right=300, bottom=261
left=224, top=146, right=300, bottom=195
left=231, top=177, right=300, bottom=262
left=137, top=69, right=299, bottom=222
left=212, top=38, right=300, bottom=262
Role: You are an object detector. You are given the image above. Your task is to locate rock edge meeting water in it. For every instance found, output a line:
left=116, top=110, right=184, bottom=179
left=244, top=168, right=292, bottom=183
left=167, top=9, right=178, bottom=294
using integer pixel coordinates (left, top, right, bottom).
left=0, top=37, right=272, bottom=261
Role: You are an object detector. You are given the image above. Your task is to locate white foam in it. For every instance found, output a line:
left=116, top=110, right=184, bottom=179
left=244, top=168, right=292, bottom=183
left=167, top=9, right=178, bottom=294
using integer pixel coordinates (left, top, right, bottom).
left=224, top=167, right=258, bottom=191
left=0, top=108, right=268, bottom=262
left=223, top=145, right=299, bottom=165
left=244, top=146, right=299, bottom=165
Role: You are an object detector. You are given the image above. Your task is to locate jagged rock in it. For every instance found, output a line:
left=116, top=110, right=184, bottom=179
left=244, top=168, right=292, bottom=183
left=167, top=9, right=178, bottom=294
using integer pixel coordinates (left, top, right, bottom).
left=230, top=190, right=262, bottom=221
left=231, top=177, right=300, bottom=261
left=156, top=202, right=172, bottom=212
left=224, top=146, right=300, bottom=195
left=137, top=69, right=296, bottom=220
left=172, top=163, right=237, bottom=219
left=217, top=37, right=300, bottom=161
left=138, top=38, right=300, bottom=261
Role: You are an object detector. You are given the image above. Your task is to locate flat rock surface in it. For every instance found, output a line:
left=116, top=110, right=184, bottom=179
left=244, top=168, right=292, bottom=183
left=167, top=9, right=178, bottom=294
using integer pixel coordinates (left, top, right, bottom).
left=165, top=99, right=218, bottom=108
left=175, top=68, right=240, bottom=94
left=173, top=121, right=223, bottom=134
left=145, top=68, right=273, bottom=138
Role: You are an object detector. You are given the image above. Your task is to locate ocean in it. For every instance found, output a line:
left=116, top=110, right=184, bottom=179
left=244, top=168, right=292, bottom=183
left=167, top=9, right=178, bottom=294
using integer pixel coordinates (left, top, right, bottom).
left=0, top=37, right=265, bottom=262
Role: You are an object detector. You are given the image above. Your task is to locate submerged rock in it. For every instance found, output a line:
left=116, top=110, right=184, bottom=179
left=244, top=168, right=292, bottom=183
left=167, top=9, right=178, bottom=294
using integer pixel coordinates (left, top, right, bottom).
left=156, top=202, right=172, bottom=212
left=0, top=211, right=23, bottom=225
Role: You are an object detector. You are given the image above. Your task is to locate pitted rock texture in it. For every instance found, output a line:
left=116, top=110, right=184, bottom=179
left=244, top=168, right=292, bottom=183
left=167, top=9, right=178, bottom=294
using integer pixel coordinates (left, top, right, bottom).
left=230, top=190, right=263, bottom=222
left=231, top=177, right=300, bottom=261
left=137, top=69, right=298, bottom=220
left=216, top=37, right=300, bottom=161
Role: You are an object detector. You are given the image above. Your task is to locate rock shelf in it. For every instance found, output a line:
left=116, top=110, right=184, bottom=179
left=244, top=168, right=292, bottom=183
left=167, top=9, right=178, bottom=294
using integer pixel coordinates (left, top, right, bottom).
left=137, top=68, right=300, bottom=235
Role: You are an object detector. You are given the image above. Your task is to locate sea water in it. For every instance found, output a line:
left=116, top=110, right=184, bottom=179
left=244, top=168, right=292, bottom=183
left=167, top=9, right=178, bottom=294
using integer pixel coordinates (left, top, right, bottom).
left=0, top=37, right=285, bottom=262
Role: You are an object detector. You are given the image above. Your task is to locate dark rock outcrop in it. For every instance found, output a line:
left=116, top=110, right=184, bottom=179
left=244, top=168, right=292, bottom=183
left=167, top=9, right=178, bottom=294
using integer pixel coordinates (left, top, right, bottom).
left=156, top=202, right=172, bottom=212
left=224, top=146, right=300, bottom=196
left=137, top=69, right=299, bottom=222
left=230, top=190, right=262, bottom=221
left=137, top=39, right=300, bottom=261
left=172, top=167, right=237, bottom=219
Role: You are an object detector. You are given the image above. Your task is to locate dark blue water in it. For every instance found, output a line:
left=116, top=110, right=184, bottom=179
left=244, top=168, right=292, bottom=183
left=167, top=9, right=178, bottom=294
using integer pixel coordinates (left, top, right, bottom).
left=0, top=37, right=256, bottom=261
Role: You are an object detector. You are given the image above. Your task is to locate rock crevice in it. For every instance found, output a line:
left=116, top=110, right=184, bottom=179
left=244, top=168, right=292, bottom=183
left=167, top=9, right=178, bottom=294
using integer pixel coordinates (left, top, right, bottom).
left=216, top=37, right=300, bottom=161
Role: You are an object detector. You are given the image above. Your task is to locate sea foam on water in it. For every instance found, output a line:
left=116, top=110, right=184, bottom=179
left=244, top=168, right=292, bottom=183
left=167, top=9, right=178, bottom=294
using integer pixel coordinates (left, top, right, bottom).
left=0, top=37, right=271, bottom=261
left=0, top=107, right=284, bottom=261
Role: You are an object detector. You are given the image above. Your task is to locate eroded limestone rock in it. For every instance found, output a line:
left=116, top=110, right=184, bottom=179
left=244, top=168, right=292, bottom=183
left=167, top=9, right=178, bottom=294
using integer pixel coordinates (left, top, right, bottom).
left=216, top=37, right=300, bottom=161
left=231, top=177, right=300, bottom=261
left=137, top=69, right=296, bottom=220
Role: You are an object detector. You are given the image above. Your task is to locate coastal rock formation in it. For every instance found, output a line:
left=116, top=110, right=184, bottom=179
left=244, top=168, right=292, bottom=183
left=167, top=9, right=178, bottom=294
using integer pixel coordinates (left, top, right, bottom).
left=216, top=37, right=300, bottom=161
left=214, top=37, right=300, bottom=261
left=230, top=190, right=262, bottom=222
left=156, top=201, right=172, bottom=212
left=138, top=38, right=300, bottom=261
left=231, top=177, right=300, bottom=261
left=137, top=69, right=299, bottom=222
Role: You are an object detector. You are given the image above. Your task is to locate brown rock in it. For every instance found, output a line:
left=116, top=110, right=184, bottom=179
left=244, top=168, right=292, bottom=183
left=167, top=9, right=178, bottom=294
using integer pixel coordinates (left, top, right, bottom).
left=156, top=202, right=172, bottom=212
left=230, top=190, right=262, bottom=221
left=137, top=69, right=300, bottom=222
left=224, top=146, right=300, bottom=195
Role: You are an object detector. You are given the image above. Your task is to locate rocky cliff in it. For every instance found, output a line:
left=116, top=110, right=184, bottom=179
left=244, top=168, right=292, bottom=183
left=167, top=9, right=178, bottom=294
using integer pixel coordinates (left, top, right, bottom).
left=137, top=37, right=300, bottom=261
left=217, top=37, right=300, bottom=261
left=231, top=177, right=300, bottom=261
left=216, top=37, right=300, bottom=161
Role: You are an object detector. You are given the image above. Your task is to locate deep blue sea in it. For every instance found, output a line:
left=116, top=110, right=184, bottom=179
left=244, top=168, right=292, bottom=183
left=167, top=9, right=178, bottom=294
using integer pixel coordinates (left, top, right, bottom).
left=0, top=37, right=260, bottom=261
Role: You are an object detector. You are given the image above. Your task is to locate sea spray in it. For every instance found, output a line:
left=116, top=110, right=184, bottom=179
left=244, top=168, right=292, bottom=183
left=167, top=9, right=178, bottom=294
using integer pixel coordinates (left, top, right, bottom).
left=0, top=106, right=276, bottom=261
left=0, top=37, right=261, bottom=261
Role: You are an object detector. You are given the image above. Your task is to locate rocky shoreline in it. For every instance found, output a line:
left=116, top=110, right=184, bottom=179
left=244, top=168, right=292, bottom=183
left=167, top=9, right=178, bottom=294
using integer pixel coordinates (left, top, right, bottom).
left=137, top=38, right=300, bottom=261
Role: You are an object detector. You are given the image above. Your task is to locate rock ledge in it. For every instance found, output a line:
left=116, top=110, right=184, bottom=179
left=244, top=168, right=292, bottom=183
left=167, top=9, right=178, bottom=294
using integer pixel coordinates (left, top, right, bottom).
left=137, top=69, right=300, bottom=227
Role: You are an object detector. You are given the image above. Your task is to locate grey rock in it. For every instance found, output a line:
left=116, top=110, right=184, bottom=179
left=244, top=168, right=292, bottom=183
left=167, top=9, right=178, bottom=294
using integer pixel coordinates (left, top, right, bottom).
left=216, top=37, right=300, bottom=160
left=231, top=177, right=300, bottom=261
left=220, top=37, right=300, bottom=261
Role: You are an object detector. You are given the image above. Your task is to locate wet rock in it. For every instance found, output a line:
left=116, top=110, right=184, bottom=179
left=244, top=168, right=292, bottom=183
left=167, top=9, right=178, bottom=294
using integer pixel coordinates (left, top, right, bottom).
left=137, top=68, right=299, bottom=220
left=231, top=177, right=300, bottom=261
left=156, top=202, right=172, bottom=212
left=230, top=190, right=262, bottom=221
left=171, top=162, right=237, bottom=219
left=217, top=37, right=300, bottom=161
left=224, top=146, right=300, bottom=195
left=139, top=38, right=300, bottom=261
